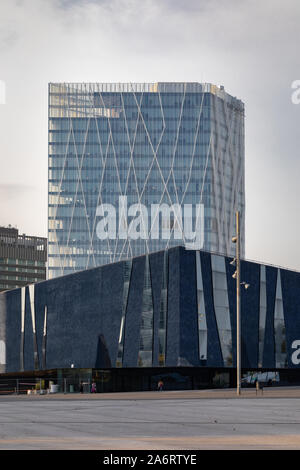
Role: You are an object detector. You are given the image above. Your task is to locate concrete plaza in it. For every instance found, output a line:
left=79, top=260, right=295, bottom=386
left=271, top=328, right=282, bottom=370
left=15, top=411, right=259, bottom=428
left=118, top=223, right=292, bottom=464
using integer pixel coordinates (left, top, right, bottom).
left=1, top=387, right=300, bottom=449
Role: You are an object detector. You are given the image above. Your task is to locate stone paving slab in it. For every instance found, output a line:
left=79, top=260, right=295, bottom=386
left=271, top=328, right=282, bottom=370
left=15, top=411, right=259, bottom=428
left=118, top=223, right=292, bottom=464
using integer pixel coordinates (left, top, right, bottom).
left=1, top=388, right=300, bottom=449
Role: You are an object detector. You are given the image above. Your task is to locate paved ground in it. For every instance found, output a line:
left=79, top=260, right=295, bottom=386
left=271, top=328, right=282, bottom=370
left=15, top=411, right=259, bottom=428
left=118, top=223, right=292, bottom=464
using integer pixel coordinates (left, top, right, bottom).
left=1, top=387, right=300, bottom=449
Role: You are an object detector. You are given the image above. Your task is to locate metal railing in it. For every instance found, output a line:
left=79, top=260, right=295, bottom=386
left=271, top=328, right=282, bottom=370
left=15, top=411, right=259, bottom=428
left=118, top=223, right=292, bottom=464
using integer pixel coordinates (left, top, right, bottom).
left=0, top=377, right=93, bottom=395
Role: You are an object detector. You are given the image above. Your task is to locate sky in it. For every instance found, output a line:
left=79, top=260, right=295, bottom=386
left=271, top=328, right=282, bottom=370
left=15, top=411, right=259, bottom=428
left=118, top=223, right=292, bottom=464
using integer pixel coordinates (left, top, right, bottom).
left=0, top=0, right=299, bottom=270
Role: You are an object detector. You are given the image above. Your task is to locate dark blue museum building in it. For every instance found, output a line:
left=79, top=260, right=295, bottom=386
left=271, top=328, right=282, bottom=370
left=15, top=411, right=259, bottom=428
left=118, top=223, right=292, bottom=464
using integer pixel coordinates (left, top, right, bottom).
left=0, top=246, right=300, bottom=391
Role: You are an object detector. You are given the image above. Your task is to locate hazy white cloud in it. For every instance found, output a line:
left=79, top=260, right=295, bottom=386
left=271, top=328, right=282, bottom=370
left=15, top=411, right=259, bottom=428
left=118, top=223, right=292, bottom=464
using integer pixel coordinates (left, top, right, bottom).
left=0, top=29, right=19, bottom=51
left=0, top=0, right=299, bottom=269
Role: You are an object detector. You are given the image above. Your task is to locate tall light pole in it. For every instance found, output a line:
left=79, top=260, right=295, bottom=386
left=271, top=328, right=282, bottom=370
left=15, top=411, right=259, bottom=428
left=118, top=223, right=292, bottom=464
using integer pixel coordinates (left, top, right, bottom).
left=232, top=210, right=241, bottom=396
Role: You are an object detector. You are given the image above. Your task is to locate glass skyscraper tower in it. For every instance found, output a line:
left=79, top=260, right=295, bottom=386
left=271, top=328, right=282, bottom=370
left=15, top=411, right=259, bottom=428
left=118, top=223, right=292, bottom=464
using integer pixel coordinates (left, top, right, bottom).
left=48, top=82, right=245, bottom=279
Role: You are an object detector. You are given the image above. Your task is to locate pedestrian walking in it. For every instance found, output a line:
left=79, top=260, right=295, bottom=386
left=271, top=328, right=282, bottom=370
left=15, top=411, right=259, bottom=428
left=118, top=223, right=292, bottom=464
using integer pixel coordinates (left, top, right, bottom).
left=256, top=379, right=263, bottom=395
left=157, top=379, right=163, bottom=391
left=91, top=381, right=97, bottom=393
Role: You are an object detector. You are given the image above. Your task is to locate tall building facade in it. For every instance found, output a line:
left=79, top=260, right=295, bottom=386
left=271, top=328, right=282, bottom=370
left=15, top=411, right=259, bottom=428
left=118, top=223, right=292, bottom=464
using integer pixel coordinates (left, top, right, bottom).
left=0, top=226, right=47, bottom=292
left=48, top=82, right=245, bottom=279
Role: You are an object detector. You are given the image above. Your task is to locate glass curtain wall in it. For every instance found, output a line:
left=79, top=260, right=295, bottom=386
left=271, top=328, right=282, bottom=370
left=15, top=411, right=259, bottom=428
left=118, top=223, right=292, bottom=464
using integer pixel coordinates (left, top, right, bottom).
left=48, top=83, right=245, bottom=278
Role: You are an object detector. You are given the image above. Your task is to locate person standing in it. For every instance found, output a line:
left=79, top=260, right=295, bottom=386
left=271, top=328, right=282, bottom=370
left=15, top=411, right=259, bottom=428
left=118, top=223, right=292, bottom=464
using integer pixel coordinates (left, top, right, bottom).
left=157, top=379, right=163, bottom=391
left=91, top=381, right=97, bottom=393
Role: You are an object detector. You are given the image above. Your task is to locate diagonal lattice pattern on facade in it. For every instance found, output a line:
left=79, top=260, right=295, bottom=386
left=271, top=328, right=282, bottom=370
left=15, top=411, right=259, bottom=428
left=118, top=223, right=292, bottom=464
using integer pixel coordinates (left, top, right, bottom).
left=48, top=82, right=245, bottom=279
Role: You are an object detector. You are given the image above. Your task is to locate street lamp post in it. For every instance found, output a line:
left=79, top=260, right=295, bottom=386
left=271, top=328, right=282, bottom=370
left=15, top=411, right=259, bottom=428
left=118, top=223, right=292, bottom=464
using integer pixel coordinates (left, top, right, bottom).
left=236, top=211, right=241, bottom=396
left=232, top=210, right=241, bottom=396
left=232, top=211, right=250, bottom=396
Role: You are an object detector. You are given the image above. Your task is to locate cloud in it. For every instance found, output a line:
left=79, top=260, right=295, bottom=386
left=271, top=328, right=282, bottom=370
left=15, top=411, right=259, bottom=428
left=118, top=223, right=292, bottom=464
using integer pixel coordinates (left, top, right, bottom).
left=0, top=183, right=36, bottom=199
left=0, top=29, right=19, bottom=51
left=0, top=183, right=45, bottom=236
left=57, top=0, right=109, bottom=7
left=0, top=0, right=299, bottom=267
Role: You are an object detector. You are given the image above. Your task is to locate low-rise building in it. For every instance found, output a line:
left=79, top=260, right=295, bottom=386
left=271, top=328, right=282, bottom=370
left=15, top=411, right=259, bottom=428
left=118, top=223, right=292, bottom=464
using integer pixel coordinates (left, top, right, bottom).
left=0, top=226, right=47, bottom=292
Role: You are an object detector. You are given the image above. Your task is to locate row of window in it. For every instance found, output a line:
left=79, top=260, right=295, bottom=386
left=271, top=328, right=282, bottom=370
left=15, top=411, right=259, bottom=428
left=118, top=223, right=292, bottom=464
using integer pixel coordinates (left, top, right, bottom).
left=0, top=258, right=45, bottom=267
left=0, top=276, right=42, bottom=282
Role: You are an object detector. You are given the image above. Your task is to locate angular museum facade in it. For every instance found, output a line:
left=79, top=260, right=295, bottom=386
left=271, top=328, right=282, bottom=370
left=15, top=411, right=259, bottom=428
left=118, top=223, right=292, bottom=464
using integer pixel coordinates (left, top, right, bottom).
left=0, top=247, right=300, bottom=390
